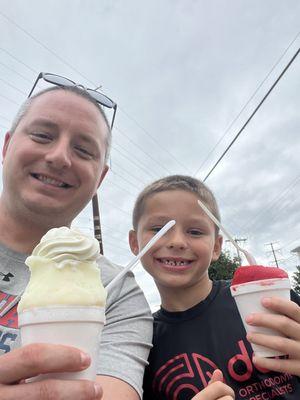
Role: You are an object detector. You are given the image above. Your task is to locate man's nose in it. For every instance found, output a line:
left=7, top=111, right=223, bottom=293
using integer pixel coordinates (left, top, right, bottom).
left=166, top=228, right=187, bottom=250
left=45, top=140, right=72, bottom=169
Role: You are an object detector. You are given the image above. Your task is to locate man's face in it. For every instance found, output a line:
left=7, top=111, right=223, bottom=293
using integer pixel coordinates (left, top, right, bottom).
left=2, top=90, right=108, bottom=226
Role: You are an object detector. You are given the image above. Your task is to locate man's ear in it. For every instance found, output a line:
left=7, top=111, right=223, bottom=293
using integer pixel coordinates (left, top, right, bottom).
left=212, top=234, right=223, bottom=262
left=2, top=132, right=12, bottom=161
left=129, top=230, right=139, bottom=256
left=96, top=164, right=109, bottom=190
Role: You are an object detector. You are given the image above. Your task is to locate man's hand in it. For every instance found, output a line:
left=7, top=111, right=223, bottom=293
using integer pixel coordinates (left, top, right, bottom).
left=191, top=369, right=235, bottom=400
left=246, top=296, right=300, bottom=376
left=0, top=343, right=103, bottom=400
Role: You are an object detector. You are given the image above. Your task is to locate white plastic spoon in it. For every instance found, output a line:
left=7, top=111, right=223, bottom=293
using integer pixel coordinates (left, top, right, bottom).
left=197, top=199, right=256, bottom=265
left=105, top=220, right=176, bottom=291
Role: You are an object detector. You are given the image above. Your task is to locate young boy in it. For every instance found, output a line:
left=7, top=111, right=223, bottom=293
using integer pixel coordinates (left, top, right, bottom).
left=129, top=175, right=300, bottom=400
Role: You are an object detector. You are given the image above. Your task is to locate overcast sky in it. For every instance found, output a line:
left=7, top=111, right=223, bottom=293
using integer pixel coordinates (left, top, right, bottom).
left=0, top=1, right=299, bottom=309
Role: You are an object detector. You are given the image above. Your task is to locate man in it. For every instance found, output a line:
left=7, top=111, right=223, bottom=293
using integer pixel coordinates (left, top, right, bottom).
left=0, top=84, right=153, bottom=399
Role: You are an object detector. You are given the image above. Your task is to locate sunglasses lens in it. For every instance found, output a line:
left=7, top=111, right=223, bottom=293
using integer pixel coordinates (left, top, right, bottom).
left=87, top=89, right=114, bottom=108
left=43, top=74, right=75, bottom=88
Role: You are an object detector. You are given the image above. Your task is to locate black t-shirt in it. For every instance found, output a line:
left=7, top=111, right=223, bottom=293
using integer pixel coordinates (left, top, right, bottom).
left=143, top=280, right=300, bottom=400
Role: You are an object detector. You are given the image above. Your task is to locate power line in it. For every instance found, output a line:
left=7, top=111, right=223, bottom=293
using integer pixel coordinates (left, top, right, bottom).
left=0, top=77, right=27, bottom=95
left=112, top=142, right=158, bottom=180
left=0, top=93, right=19, bottom=105
left=0, top=11, right=189, bottom=173
left=0, top=60, right=33, bottom=83
left=109, top=169, right=142, bottom=192
left=118, top=106, right=192, bottom=174
left=194, top=31, right=300, bottom=176
left=241, top=175, right=300, bottom=232
left=203, top=47, right=300, bottom=182
left=0, top=47, right=38, bottom=74
left=115, top=126, right=172, bottom=175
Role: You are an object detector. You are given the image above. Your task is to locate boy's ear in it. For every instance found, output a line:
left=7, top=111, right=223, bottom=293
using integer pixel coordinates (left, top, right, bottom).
left=212, top=234, right=223, bottom=261
left=129, top=230, right=139, bottom=256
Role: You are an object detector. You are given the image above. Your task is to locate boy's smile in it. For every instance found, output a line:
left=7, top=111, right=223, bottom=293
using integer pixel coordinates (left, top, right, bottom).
left=129, top=189, right=223, bottom=309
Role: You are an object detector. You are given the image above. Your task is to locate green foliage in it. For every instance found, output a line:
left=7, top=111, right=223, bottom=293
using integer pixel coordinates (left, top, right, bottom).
left=209, top=251, right=240, bottom=281
left=292, top=265, right=300, bottom=295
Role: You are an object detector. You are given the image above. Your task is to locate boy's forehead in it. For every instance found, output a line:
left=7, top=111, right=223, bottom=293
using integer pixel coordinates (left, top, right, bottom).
left=142, top=190, right=211, bottom=220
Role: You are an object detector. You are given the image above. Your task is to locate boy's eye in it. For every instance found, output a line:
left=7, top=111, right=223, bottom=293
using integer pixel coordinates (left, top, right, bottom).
left=188, top=229, right=203, bottom=236
left=30, top=132, right=52, bottom=143
left=150, top=226, right=163, bottom=233
left=74, top=145, right=94, bottom=160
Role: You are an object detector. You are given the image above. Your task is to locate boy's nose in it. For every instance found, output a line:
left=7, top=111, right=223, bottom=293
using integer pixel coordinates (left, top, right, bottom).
left=45, top=140, right=72, bottom=170
left=166, top=229, right=187, bottom=250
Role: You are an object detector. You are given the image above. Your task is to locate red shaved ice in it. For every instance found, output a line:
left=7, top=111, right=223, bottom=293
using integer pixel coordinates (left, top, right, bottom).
left=231, top=265, right=288, bottom=286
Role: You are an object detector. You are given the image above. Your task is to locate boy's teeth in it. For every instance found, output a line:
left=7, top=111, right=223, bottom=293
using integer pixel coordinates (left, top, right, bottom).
left=161, top=259, right=189, bottom=266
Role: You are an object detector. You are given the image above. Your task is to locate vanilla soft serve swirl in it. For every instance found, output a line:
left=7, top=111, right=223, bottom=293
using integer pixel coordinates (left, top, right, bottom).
left=18, top=227, right=107, bottom=311
left=31, top=227, right=100, bottom=267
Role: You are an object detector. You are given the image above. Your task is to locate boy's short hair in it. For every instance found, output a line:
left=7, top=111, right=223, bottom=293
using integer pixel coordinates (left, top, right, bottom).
left=132, top=175, right=221, bottom=233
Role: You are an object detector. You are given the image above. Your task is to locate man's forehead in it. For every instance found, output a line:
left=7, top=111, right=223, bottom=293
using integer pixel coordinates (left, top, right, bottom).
left=25, top=90, right=107, bottom=128
left=30, top=90, right=98, bottom=113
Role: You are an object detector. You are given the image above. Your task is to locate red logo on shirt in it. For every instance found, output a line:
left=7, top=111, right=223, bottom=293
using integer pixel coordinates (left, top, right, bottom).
left=0, top=291, right=18, bottom=329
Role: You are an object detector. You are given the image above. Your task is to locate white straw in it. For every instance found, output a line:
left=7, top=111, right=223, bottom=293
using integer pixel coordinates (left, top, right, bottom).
left=0, top=294, right=22, bottom=317
left=105, top=220, right=176, bottom=292
left=197, top=199, right=256, bottom=265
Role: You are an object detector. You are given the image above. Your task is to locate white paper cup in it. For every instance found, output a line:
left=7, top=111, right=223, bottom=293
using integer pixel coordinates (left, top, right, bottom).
left=230, top=278, right=290, bottom=357
left=18, top=306, right=105, bottom=381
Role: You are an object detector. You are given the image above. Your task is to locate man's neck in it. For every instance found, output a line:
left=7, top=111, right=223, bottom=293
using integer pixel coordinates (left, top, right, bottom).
left=158, top=275, right=213, bottom=312
left=0, top=202, right=51, bottom=253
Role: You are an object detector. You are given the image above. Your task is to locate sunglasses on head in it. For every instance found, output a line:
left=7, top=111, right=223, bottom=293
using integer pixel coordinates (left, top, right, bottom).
left=28, top=72, right=117, bottom=128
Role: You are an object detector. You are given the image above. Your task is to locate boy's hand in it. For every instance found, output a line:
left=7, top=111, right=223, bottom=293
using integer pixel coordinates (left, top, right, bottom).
left=191, top=369, right=235, bottom=399
left=0, top=343, right=103, bottom=399
left=246, top=296, right=300, bottom=376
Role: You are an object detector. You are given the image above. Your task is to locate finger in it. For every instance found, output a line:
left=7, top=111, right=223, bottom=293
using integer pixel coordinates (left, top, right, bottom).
left=192, top=381, right=235, bottom=400
left=0, top=379, right=102, bottom=400
left=245, top=311, right=300, bottom=340
left=247, top=332, right=300, bottom=360
left=262, top=297, right=300, bottom=324
left=247, top=331, right=300, bottom=359
left=0, top=344, right=91, bottom=384
left=208, top=369, right=223, bottom=385
left=253, top=355, right=300, bottom=377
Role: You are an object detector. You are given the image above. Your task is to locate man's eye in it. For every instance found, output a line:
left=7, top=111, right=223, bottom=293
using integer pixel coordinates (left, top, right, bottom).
left=74, top=146, right=94, bottom=160
left=30, top=132, right=52, bottom=142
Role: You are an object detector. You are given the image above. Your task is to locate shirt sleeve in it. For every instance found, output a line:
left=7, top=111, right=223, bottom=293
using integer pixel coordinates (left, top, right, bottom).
left=96, top=256, right=153, bottom=399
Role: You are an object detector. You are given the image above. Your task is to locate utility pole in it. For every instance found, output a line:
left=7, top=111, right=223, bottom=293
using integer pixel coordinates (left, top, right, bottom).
left=226, top=238, right=247, bottom=263
left=265, top=242, right=283, bottom=267
left=291, top=246, right=300, bottom=263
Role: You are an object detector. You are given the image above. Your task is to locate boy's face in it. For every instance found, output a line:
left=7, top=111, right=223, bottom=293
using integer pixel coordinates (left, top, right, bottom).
left=129, top=190, right=222, bottom=292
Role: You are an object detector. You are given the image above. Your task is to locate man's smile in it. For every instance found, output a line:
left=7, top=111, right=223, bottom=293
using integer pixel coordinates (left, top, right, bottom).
left=30, top=173, right=73, bottom=189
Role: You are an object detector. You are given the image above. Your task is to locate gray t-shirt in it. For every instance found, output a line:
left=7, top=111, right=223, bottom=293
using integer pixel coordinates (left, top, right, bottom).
left=0, top=242, right=153, bottom=398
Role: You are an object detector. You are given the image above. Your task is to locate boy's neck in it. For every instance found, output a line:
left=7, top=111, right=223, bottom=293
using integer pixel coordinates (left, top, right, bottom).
left=158, top=275, right=213, bottom=312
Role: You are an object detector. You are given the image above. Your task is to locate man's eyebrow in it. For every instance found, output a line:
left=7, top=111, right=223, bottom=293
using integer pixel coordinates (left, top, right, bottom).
left=28, top=118, right=59, bottom=130
left=28, top=118, right=100, bottom=146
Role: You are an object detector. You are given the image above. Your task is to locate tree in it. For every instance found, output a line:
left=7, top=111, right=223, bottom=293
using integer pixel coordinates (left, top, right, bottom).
left=292, top=265, right=300, bottom=295
left=209, top=251, right=240, bottom=281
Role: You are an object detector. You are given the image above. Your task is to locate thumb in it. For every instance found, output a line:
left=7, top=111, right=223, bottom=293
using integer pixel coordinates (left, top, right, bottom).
left=208, top=369, right=223, bottom=385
